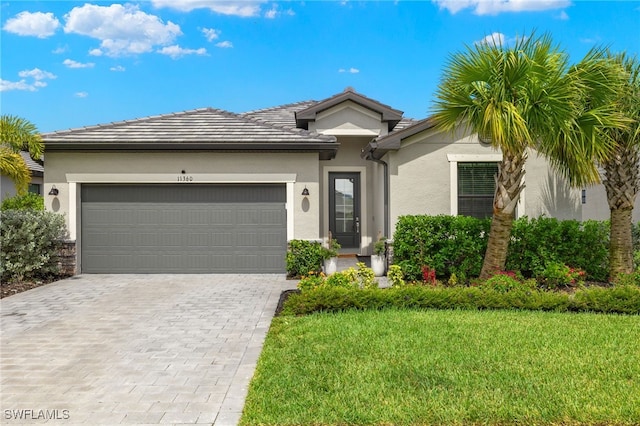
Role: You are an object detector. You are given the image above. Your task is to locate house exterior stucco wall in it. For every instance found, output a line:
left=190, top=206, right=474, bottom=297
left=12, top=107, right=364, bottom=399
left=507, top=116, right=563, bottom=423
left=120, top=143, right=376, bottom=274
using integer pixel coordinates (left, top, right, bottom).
left=582, top=183, right=640, bottom=222
left=384, top=129, right=584, bottom=236
left=44, top=151, right=321, bottom=241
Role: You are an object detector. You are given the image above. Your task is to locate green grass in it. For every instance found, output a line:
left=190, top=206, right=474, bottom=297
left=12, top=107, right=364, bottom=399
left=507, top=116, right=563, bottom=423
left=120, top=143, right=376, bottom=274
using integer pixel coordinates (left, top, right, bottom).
left=241, top=309, right=640, bottom=425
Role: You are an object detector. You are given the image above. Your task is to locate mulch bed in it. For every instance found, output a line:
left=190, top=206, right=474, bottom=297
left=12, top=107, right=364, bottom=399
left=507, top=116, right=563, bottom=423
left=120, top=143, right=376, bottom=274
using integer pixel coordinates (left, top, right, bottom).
left=1, top=277, right=65, bottom=299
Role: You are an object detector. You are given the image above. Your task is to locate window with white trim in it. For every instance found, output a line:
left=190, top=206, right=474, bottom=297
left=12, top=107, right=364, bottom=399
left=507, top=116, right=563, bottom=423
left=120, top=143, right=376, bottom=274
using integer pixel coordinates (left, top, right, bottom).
left=457, top=162, right=497, bottom=219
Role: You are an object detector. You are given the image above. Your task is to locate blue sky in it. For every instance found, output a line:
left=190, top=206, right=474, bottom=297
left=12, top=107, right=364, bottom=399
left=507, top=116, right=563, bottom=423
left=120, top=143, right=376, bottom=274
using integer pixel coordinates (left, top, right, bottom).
left=2, top=1, right=639, bottom=133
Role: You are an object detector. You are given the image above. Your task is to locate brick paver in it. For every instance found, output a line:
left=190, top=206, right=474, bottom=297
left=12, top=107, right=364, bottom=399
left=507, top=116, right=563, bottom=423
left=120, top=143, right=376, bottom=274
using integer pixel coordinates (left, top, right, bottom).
left=1, top=274, right=294, bottom=425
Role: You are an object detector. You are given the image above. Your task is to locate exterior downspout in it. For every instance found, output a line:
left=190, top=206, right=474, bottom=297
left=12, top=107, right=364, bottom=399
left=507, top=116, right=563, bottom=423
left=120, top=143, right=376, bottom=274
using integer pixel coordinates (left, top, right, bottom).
left=362, top=142, right=389, bottom=239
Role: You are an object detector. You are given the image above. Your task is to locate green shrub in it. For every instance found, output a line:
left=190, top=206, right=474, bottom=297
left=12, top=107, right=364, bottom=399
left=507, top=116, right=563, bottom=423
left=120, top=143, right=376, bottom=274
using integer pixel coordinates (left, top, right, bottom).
left=481, top=271, right=536, bottom=293
left=537, top=262, right=587, bottom=289
left=571, top=285, right=640, bottom=314
left=393, top=215, right=490, bottom=281
left=297, top=272, right=326, bottom=292
left=507, top=217, right=608, bottom=282
left=0, top=210, right=68, bottom=282
left=393, top=215, right=609, bottom=283
left=325, top=270, right=358, bottom=289
left=296, top=263, right=377, bottom=292
left=1, top=192, right=44, bottom=211
left=286, top=240, right=324, bottom=277
left=387, top=264, right=405, bottom=287
left=615, top=272, right=640, bottom=287
left=280, top=285, right=640, bottom=316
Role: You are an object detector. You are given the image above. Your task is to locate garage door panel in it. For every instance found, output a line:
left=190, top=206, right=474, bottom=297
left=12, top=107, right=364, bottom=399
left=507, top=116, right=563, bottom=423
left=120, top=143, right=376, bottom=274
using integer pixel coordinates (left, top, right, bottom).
left=81, top=184, right=287, bottom=273
left=136, top=209, right=161, bottom=225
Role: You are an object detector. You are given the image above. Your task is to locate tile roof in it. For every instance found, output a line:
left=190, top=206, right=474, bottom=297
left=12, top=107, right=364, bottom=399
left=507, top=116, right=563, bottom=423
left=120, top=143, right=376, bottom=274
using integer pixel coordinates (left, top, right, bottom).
left=241, top=98, right=418, bottom=134
left=21, top=151, right=44, bottom=174
left=42, top=107, right=336, bottom=145
left=240, top=101, right=318, bottom=129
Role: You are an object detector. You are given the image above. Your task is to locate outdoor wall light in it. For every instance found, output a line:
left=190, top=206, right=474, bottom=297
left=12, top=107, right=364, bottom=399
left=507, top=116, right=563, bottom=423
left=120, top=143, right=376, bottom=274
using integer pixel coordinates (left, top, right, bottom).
left=301, top=186, right=310, bottom=196
left=48, top=185, right=59, bottom=196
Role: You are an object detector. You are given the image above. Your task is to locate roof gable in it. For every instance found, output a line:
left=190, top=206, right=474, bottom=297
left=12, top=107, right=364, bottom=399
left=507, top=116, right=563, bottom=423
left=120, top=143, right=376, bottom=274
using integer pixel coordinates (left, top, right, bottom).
left=295, top=88, right=403, bottom=132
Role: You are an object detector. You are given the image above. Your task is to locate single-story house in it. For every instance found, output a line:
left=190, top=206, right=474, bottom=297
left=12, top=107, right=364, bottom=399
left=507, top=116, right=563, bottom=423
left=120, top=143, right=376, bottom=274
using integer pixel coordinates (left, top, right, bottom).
left=42, top=88, right=628, bottom=274
left=0, top=151, right=44, bottom=201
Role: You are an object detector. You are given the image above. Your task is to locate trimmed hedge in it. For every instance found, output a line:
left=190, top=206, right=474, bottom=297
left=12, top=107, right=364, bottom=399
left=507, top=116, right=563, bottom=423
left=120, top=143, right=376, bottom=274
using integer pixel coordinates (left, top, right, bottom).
left=286, top=239, right=324, bottom=277
left=393, top=215, right=612, bottom=282
left=507, top=217, right=609, bottom=282
left=393, top=215, right=490, bottom=281
left=280, top=285, right=640, bottom=316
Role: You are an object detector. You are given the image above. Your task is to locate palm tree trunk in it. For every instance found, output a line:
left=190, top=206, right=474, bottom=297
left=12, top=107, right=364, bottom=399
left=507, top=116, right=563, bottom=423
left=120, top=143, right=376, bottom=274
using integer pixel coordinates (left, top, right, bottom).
left=603, top=145, right=639, bottom=282
left=609, top=207, right=634, bottom=280
left=480, top=210, right=515, bottom=279
left=479, top=150, right=526, bottom=279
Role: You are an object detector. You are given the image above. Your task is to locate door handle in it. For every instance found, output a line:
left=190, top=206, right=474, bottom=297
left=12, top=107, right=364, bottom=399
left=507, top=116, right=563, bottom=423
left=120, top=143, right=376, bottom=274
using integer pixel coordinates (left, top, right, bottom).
left=354, top=217, right=360, bottom=233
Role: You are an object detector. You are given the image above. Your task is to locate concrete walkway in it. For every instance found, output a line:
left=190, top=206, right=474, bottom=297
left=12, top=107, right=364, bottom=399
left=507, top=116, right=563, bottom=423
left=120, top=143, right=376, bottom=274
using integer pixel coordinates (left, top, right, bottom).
left=0, top=275, right=295, bottom=425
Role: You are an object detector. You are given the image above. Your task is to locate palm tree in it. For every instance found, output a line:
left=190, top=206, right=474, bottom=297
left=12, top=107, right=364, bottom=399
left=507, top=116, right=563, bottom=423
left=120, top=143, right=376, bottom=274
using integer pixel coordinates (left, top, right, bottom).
left=599, top=54, right=640, bottom=280
left=1, top=115, right=44, bottom=194
left=432, top=33, right=628, bottom=279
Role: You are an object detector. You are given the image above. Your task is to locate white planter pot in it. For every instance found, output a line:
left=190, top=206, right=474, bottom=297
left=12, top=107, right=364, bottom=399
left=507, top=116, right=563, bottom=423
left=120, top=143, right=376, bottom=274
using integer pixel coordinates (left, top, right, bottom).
left=371, top=255, right=386, bottom=277
left=323, top=257, right=338, bottom=275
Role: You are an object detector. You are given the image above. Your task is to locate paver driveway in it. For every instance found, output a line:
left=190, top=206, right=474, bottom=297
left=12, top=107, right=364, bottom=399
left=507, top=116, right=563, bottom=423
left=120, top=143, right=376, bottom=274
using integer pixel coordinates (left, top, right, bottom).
left=0, top=274, right=295, bottom=425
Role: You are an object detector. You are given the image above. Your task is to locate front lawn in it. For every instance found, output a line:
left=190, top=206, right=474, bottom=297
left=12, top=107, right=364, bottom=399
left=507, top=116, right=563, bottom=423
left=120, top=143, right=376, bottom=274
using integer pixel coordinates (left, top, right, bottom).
left=241, top=309, right=640, bottom=425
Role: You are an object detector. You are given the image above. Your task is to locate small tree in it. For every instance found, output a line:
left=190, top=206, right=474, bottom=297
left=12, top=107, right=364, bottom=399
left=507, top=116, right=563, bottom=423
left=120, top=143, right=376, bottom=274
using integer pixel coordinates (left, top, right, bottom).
left=432, top=32, right=628, bottom=279
left=599, top=53, right=640, bottom=280
left=0, top=115, right=44, bottom=194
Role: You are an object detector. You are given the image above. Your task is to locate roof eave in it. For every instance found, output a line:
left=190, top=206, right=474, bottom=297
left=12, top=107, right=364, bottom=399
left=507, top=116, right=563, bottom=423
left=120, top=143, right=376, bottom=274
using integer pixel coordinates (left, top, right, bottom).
left=44, top=141, right=340, bottom=154
left=362, top=117, right=438, bottom=160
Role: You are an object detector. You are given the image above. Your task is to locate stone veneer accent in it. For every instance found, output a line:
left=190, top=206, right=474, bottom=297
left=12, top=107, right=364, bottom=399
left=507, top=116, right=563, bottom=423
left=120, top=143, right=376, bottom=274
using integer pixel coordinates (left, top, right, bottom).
left=56, top=240, right=76, bottom=276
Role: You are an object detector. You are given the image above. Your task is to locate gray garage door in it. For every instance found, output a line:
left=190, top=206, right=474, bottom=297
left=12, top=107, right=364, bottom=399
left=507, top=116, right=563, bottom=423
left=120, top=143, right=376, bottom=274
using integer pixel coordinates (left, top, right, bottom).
left=81, top=184, right=287, bottom=273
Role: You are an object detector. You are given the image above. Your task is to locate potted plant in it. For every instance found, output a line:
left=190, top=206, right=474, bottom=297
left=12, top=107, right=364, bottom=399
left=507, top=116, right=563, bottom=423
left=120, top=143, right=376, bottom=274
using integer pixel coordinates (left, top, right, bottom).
left=371, top=236, right=387, bottom=277
left=322, top=232, right=341, bottom=275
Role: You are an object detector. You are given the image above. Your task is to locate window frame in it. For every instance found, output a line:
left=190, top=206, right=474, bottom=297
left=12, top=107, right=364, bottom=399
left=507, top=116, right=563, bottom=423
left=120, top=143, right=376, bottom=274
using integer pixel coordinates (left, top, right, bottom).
left=447, top=154, right=524, bottom=218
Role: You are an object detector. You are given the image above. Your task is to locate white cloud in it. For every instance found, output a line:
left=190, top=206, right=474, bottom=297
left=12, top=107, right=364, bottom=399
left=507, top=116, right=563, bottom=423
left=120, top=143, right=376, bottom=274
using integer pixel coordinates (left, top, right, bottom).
left=64, top=4, right=181, bottom=57
left=1, top=68, right=56, bottom=92
left=52, top=45, right=68, bottom=54
left=75, top=91, right=89, bottom=98
left=556, top=10, right=569, bottom=20
left=63, top=59, right=95, bottom=68
left=580, top=36, right=601, bottom=44
left=3, top=11, right=60, bottom=38
left=264, top=5, right=295, bottom=18
left=433, top=0, right=572, bottom=15
left=1, top=79, right=34, bottom=92
left=475, top=32, right=506, bottom=46
left=474, top=32, right=528, bottom=47
left=265, top=7, right=277, bottom=19
left=202, top=28, right=221, bottom=41
left=110, top=65, right=126, bottom=72
left=151, top=0, right=265, bottom=17
left=339, top=68, right=360, bottom=74
left=216, top=41, right=233, bottom=48
left=18, top=68, right=57, bottom=81
left=158, top=45, right=207, bottom=59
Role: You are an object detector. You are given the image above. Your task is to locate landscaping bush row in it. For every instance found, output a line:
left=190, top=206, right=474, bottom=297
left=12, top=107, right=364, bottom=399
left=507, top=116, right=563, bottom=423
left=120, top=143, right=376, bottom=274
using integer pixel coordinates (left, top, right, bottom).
left=280, top=285, right=640, bottom=316
left=393, top=215, right=635, bottom=282
left=0, top=209, right=68, bottom=282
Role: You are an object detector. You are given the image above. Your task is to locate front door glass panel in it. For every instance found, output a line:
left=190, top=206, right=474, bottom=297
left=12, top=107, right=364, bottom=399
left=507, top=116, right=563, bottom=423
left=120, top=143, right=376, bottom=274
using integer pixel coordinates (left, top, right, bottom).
left=329, top=172, right=360, bottom=249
